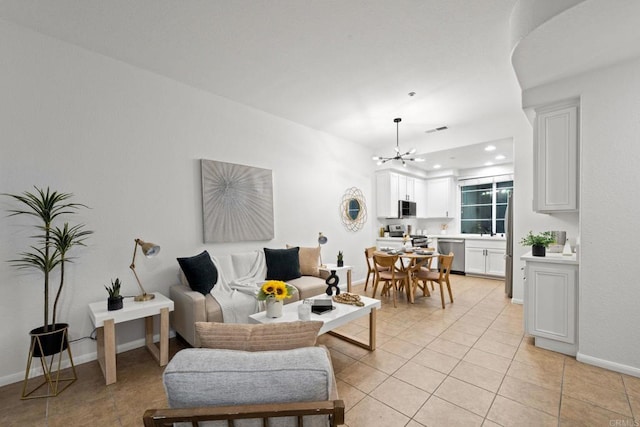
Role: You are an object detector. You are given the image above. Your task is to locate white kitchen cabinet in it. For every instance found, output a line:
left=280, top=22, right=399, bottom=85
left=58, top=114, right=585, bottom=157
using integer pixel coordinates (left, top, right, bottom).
left=522, top=253, right=578, bottom=356
left=425, top=177, right=456, bottom=218
left=464, top=239, right=505, bottom=277
left=414, top=178, right=428, bottom=218
left=376, top=171, right=399, bottom=218
left=398, top=175, right=415, bottom=201
left=533, top=100, right=579, bottom=212
left=377, top=171, right=425, bottom=217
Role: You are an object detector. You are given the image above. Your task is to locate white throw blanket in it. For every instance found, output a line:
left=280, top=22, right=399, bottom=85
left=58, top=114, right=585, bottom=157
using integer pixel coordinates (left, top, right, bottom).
left=210, top=252, right=265, bottom=323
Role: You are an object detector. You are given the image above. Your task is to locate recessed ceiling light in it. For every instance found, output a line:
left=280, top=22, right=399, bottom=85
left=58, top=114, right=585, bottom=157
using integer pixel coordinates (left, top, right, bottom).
left=484, top=161, right=494, bottom=166
left=433, top=164, right=441, bottom=169
left=485, top=145, right=496, bottom=151
left=495, top=154, right=506, bottom=160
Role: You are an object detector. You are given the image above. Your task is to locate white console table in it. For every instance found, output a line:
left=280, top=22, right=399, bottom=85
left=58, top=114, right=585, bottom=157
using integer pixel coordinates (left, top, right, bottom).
left=88, top=293, right=174, bottom=385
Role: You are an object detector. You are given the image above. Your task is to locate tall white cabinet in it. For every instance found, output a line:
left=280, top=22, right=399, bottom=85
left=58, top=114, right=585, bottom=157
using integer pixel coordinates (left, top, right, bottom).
left=533, top=100, right=579, bottom=212
left=522, top=253, right=579, bottom=356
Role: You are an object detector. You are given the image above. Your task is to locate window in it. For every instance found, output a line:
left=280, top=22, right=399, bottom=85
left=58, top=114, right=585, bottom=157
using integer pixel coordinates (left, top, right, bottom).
left=460, top=177, right=513, bottom=235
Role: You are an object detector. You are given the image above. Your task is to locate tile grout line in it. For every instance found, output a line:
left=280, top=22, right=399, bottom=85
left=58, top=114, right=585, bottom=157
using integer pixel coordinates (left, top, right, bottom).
left=557, top=358, right=566, bottom=427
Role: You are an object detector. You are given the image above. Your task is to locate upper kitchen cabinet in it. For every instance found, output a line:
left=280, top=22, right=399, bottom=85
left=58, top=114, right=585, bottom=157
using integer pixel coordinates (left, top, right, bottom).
left=534, top=99, right=579, bottom=212
left=376, top=170, right=400, bottom=218
left=425, top=176, right=456, bottom=218
left=398, top=174, right=415, bottom=201
left=415, top=178, right=428, bottom=218
left=376, top=170, right=425, bottom=218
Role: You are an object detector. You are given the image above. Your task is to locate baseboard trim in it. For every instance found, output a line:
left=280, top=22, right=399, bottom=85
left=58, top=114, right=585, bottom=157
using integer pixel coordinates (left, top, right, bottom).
left=511, top=298, right=524, bottom=305
left=0, top=331, right=176, bottom=387
left=577, top=351, right=640, bottom=378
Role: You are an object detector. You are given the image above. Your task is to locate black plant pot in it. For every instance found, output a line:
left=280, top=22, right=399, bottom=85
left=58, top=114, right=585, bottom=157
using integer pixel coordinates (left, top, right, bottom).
left=337, top=260, right=344, bottom=267
left=108, top=296, right=124, bottom=311
left=29, top=323, right=70, bottom=357
left=532, top=245, right=546, bottom=257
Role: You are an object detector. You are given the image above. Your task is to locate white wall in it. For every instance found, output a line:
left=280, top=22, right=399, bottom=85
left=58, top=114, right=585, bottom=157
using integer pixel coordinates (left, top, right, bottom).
left=0, top=20, right=376, bottom=385
left=521, top=57, right=640, bottom=375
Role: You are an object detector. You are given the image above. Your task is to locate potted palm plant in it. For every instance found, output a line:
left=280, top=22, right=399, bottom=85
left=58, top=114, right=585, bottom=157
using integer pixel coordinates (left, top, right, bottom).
left=520, top=230, right=555, bottom=257
left=3, top=187, right=92, bottom=357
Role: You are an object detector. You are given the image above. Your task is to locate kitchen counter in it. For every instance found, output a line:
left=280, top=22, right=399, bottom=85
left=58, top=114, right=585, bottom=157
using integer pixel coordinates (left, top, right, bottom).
left=377, top=234, right=506, bottom=241
left=436, top=234, right=506, bottom=241
left=520, top=251, right=578, bottom=265
left=376, top=237, right=406, bottom=242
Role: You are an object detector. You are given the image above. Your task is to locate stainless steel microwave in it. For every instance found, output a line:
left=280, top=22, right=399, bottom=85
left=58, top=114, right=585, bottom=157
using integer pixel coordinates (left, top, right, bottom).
left=398, top=200, right=417, bottom=218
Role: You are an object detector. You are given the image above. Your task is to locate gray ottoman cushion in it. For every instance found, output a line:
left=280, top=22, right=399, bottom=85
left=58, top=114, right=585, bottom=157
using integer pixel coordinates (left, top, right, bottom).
left=164, top=347, right=335, bottom=408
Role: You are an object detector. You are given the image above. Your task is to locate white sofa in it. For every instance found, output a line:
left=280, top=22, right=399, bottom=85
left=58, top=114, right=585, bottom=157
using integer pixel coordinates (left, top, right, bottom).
left=170, top=250, right=331, bottom=347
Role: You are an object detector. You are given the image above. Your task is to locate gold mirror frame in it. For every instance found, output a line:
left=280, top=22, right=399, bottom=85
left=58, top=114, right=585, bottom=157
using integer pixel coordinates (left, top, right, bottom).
left=340, top=187, right=367, bottom=232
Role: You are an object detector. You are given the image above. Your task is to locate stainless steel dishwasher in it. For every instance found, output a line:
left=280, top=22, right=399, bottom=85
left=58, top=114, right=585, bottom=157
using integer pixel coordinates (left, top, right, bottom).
left=437, top=238, right=465, bottom=274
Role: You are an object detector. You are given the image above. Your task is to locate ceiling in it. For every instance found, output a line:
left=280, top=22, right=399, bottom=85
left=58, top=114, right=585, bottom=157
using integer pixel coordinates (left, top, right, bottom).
left=0, top=0, right=525, bottom=169
left=416, top=137, right=513, bottom=172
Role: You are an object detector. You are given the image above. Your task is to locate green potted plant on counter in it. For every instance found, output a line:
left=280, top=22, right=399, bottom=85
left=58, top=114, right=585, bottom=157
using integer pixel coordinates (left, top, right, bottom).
left=337, top=251, right=344, bottom=267
left=520, top=231, right=555, bottom=257
left=105, top=278, right=124, bottom=311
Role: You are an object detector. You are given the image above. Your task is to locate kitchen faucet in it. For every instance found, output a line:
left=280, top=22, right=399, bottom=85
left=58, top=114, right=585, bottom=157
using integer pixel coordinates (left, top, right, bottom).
left=480, top=226, right=495, bottom=236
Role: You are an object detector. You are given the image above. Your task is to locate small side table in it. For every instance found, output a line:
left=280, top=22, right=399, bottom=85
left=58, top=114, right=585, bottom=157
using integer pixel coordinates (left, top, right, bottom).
left=88, top=293, right=174, bottom=385
left=319, top=264, right=352, bottom=293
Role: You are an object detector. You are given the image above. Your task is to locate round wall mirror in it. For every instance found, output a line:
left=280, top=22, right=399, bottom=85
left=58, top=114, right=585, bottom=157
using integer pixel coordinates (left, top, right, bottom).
left=340, top=187, right=367, bottom=231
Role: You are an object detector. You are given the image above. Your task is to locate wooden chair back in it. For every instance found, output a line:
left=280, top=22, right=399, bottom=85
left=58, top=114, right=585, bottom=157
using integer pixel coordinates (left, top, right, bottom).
left=364, top=246, right=377, bottom=290
left=372, top=254, right=407, bottom=307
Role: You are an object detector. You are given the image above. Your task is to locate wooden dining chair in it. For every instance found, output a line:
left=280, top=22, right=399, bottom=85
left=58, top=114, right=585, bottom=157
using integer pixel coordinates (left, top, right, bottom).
left=364, top=246, right=387, bottom=292
left=421, top=248, right=437, bottom=291
left=413, top=252, right=454, bottom=308
left=408, top=256, right=434, bottom=298
left=372, top=254, right=410, bottom=308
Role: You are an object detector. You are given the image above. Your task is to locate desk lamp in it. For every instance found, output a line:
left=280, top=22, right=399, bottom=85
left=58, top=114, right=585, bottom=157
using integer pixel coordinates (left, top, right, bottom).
left=130, top=238, right=160, bottom=301
left=318, top=232, right=328, bottom=268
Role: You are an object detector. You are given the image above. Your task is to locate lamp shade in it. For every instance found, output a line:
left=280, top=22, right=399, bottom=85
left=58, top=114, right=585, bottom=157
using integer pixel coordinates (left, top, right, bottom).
left=318, top=232, right=328, bottom=245
left=139, top=240, right=160, bottom=257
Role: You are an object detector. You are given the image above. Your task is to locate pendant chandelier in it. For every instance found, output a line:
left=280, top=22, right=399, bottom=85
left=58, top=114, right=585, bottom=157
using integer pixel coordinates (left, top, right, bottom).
left=372, top=118, right=424, bottom=167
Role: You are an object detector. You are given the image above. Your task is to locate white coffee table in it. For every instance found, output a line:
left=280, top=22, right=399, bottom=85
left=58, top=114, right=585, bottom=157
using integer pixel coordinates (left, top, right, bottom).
left=249, top=294, right=381, bottom=350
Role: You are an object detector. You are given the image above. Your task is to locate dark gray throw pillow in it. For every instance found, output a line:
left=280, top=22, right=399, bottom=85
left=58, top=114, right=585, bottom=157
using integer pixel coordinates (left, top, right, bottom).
left=177, top=250, right=218, bottom=295
left=264, top=247, right=301, bottom=281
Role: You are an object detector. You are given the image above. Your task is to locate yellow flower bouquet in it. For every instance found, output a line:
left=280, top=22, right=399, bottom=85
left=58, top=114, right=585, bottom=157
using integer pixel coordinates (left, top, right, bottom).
left=257, top=280, right=297, bottom=301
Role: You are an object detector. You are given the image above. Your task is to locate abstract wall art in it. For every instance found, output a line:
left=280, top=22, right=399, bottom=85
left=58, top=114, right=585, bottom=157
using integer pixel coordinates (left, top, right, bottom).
left=201, top=159, right=274, bottom=243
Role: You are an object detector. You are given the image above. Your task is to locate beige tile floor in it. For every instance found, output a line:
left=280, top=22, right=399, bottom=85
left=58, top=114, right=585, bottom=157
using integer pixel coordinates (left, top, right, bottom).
left=1, top=275, right=638, bottom=426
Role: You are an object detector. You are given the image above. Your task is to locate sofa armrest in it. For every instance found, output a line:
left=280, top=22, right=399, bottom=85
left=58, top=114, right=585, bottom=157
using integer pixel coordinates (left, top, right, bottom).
left=169, top=284, right=207, bottom=347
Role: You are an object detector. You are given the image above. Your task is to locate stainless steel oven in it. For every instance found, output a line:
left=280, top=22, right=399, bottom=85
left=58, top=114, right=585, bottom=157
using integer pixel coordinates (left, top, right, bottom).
left=437, top=238, right=465, bottom=274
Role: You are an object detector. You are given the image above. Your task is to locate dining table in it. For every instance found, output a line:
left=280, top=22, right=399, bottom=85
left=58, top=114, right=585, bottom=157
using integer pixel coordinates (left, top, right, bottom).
left=373, top=250, right=439, bottom=303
